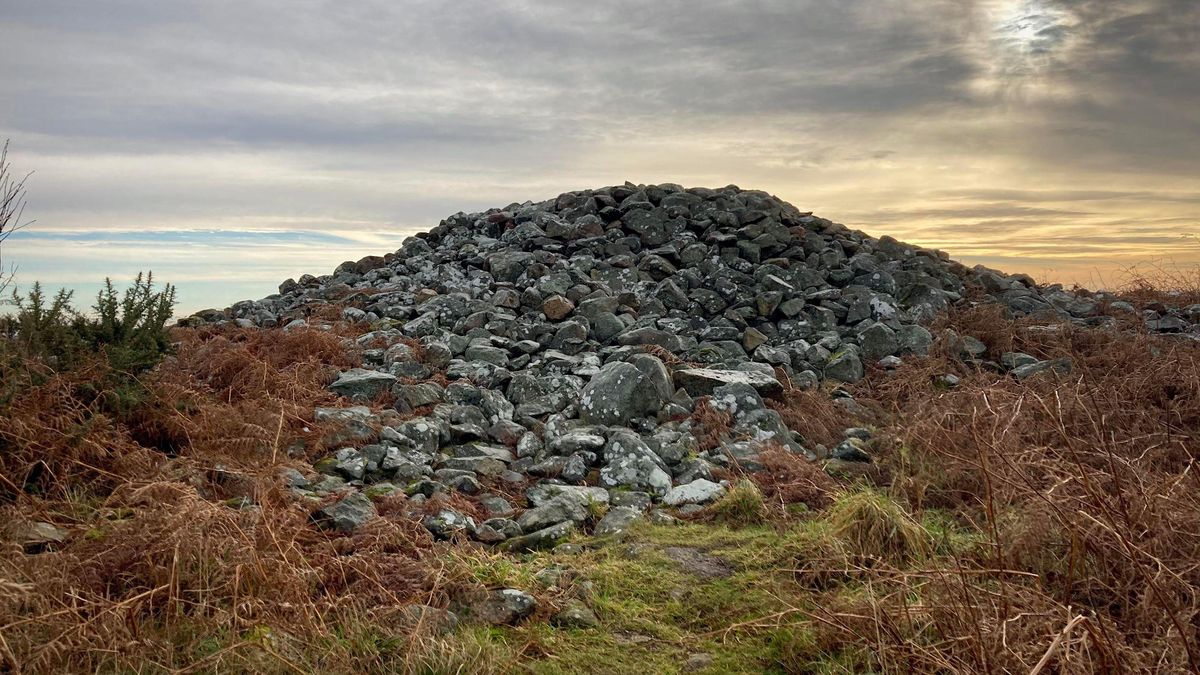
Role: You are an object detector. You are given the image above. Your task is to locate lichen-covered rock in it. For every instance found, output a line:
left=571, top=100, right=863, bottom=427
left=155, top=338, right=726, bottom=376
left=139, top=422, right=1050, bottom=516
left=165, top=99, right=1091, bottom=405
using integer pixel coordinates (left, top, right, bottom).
left=501, top=520, right=577, bottom=552
left=579, top=361, right=664, bottom=426
left=328, top=368, right=397, bottom=401
left=467, top=588, right=537, bottom=625
left=675, top=368, right=783, bottom=398
left=600, top=430, right=672, bottom=496
left=662, top=479, right=726, bottom=506
left=594, top=505, right=645, bottom=538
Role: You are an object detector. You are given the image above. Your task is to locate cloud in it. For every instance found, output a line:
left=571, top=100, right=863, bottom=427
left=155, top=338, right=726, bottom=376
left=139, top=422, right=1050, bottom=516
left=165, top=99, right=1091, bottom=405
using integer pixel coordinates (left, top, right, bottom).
left=0, top=0, right=1196, bottom=306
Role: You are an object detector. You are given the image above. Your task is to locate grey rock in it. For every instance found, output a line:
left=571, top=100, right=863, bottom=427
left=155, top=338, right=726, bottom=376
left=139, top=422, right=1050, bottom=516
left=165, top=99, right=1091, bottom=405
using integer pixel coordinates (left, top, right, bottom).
left=329, top=368, right=397, bottom=401
left=551, top=601, right=600, bottom=629
left=662, top=479, right=726, bottom=506
left=314, top=492, right=377, bottom=532
left=594, top=505, right=645, bottom=538
left=501, top=520, right=577, bottom=552
left=674, top=368, right=783, bottom=398
left=610, top=491, right=652, bottom=511
left=824, top=345, right=864, bottom=383
left=468, top=588, right=537, bottom=625
left=423, top=509, right=477, bottom=539
left=600, top=430, right=672, bottom=496
left=517, top=493, right=592, bottom=532
left=1013, top=358, right=1072, bottom=380
left=579, top=361, right=664, bottom=426
left=396, top=604, right=459, bottom=636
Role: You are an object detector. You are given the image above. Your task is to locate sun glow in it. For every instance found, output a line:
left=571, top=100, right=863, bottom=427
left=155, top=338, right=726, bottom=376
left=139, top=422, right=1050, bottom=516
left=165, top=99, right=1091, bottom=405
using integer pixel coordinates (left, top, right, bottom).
left=991, top=0, right=1070, bottom=60
left=972, top=0, right=1074, bottom=99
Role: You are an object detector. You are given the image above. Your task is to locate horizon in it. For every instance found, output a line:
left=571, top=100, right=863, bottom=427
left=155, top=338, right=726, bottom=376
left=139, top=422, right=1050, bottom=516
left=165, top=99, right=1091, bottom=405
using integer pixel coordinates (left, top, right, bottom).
left=2, top=0, right=1198, bottom=314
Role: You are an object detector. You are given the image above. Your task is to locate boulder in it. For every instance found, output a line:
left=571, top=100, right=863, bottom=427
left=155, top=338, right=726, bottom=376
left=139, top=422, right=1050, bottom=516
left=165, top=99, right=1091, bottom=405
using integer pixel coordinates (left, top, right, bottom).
left=674, top=368, right=783, bottom=398
left=579, top=361, right=665, bottom=426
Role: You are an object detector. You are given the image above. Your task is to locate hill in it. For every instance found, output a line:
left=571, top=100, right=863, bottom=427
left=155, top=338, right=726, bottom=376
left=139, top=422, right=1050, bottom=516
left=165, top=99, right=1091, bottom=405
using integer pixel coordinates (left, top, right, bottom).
left=3, top=184, right=1199, bottom=673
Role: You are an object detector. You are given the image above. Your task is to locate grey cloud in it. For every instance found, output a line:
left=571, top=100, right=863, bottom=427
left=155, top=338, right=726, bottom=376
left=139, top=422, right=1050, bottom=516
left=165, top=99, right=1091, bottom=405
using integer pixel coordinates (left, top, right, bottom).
left=0, top=0, right=1197, bottom=301
left=933, top=189, right=1200, bottom=204
left=850, top=204, right=1091, bottom=222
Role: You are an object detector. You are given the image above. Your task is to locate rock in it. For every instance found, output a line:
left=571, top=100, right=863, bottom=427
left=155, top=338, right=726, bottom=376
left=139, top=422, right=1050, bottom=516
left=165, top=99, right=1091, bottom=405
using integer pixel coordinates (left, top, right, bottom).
left=548, top=431, right=607, bottom=455
left=935, top=373, right=961, bottom=388
left=13, top=521, right=68, bottom=552
left=1000, top=352, right=1040, bottom=370
left=1148, top=315, right=1188, bottom=333
left=394, top=382, right=444, bottom=409
left=422, top=509, right=476, bottom=539
left=551, top=601, right=600, bottom=629
left=594, top=505, right=644, bottom=538
left=859, top=323, right=899, bottom=361
left=479, top=495, right=514, bottom=517
left=543, top=295, right=576, bottom=320
left=897, top=325, right=934, bottom=356
left=830, top=438, right=871, bottom=462
left=579, top=361, right=664, bottom=426
left=824, top=345, right=864, bottom=383
left=1013, top=358, right=1072, bottom=380
left=674, top=368, right=783, bottom=398
left=526, top=483, right=610, bottom=507
left=468, top=588, right=537, bottom=625
left=396, top=604, right=459, bottom=636
left=501, top=520, right=577, bottom=552
left=517, top=493, right=591, bottom=532
left=473, top=518, right=522, bottom=544
left=709, top=382, right=765, bottom=418
left=314, top=492, right=376, bottom=532
left=662, top=479, right=726, bottom=506
left=648, top=509, right=678, bottom=525
left=600, top=430, right=672, bottom=496
left=329, top=368, right=397, bottom=401
left=610, top=491, right=652, bottom=511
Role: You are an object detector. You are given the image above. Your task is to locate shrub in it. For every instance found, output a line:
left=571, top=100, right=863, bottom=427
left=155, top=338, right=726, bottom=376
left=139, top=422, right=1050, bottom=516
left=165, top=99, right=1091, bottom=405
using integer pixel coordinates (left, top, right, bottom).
left=2, top=273, right=176, bottom=374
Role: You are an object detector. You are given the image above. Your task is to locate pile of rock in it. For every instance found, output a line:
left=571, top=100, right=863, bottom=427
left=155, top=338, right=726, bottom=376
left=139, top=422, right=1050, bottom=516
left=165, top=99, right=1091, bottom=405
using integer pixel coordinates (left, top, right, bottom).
left=190, top=183, right=1199, bottom=547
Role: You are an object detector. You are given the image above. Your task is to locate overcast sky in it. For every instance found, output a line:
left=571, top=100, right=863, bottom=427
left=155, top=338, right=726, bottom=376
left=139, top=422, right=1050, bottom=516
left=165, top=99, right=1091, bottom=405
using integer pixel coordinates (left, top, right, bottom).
left=2, top=0, right=1197, bottom=312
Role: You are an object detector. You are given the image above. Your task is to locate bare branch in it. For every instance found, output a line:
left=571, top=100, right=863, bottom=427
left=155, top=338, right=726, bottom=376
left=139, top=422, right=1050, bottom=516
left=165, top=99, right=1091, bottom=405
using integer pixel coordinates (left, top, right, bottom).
left=0, top=139, right=35, bottom=293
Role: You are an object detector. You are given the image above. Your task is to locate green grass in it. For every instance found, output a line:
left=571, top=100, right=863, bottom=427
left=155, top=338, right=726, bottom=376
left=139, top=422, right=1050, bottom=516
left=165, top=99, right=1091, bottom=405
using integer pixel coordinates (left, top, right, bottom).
left=705, top=480, right=769, bottom=527
left=456, top=521, right=859, bottom=674
left=433, top=495, right=991, bottom=674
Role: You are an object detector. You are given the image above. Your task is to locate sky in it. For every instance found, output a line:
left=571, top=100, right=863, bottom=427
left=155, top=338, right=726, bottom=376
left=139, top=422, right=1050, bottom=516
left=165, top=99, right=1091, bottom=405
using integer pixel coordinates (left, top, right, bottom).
left=1, top=0, right=1197, bottom=314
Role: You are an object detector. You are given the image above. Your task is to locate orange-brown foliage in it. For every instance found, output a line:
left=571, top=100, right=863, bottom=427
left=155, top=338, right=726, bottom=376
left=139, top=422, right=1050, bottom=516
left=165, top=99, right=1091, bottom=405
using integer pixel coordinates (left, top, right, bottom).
left=834, top=309, right=1200, bottom=672
left=0, top=323, right=457, bottom=673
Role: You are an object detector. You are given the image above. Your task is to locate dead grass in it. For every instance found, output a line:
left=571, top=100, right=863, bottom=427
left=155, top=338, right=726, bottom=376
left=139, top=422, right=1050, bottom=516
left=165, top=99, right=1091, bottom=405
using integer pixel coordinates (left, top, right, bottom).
left=766, top=385, right=846, bottom=451
left=691, top=396, right=734, bottom=452
left=1115, top=261, right=1200, bottom=309
left=832, top=304, right=1200, bottom=672
left=826, top=489, right=929, bottom=566
left=0, top=322, right=482, bottom=673
left=753, top=445, right=839, bottom=511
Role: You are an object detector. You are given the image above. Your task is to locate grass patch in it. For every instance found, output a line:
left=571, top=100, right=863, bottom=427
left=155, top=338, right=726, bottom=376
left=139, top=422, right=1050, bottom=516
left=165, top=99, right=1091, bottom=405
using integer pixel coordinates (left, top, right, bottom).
left=827, top=489, right=930, bottom=566
left=703, top=480, right=769, bottom=527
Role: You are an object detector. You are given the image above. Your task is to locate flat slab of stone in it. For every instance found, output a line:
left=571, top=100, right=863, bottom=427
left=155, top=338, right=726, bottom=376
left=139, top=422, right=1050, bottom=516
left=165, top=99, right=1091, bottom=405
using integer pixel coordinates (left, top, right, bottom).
left=662, top=479, right=726, bottom=506
left=674, top=368, right=783, bottom=398
left=663, top=546, right=734, bottom=579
